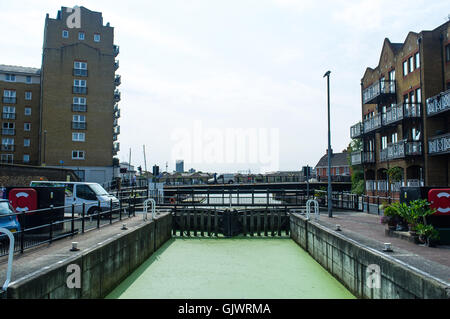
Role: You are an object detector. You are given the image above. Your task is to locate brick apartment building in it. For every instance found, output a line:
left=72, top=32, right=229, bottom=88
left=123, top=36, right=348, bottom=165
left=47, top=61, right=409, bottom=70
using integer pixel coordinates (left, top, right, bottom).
left=0, top=6, right=120, bottom=184
left=314, top=149, right=351, bottom=182
left=350, top=20, right=450, bottom=197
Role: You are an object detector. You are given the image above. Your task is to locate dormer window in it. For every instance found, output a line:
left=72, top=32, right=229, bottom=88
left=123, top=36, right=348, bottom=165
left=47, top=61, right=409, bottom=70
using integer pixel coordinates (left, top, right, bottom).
left=62, top=30, right=69, bottom=38
left=78, top=31, right=85, bottom=40
left=94, top=33, right=101, bottom=42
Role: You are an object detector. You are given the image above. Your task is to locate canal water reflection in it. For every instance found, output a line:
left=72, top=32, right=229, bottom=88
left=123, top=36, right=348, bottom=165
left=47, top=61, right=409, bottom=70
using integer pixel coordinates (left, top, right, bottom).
left=106, top=238, right=355, bottom=299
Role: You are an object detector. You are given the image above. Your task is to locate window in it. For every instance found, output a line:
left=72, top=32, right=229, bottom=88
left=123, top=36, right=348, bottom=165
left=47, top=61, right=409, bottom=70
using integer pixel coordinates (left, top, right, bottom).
left=391, top=133, right=398, bottom=144
left=416, top=88, right=421, bottom=103
left=409, top=91, right=415, bottom=103
left=381, top=136, right=388, bottom=149
left=0, top=154, right=13, bottom=164
left=404, top=94, right=409, bottom=104
left=78, top=32, right=85, bottom=40
left=5, top=74, right=15, bottom=82
left=24, top=123, right=31, bottom=131
left=72, top=115, right=86, bottom=129
left=25, top=91, right=32, bottom=100
left=74, top=61, right=88, bottom=76
left=94, top=33, right=101, bottom=42
left=72, top=150, right=85, bottom=160
left=62, top=30, right=69, bottom=38
left=3, top=90, right=16, bottom=103
left=73, top=115, right=86, bottom=123
left=72, top=132, right=85, bottom=142
left=415, top=52, right=420, bottom=69
left=24, top=107, right=31, bottom=116
left=408, top=56, right=414, bottom=73
left=74, top=79, right=86, bottom=87
left=403, top=60, right=408, bottom=76
left=1, top=138, right=14, bottom=151
left=73, top=79, right=87, bottom=94
left=26, top=76, right=32, bottom=84
left=23, top=154, right=30, bottom=163
left=76, top=184, right=96, bottom=200
left=2, top=106, right=15, bottom=119
left=73, top=97, right=87, bottom=112
left=73, top=97, right=86, bottom=105
left=412, top=127, right=421, bottom=141
left=24, top=139, right=30, bottom=147
left=2, top=122, right=14, bottom=135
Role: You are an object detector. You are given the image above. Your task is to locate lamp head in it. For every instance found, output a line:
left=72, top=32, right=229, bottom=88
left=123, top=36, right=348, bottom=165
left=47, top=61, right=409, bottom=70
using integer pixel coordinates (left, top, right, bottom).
left=323, top=71, right=331, bottom=78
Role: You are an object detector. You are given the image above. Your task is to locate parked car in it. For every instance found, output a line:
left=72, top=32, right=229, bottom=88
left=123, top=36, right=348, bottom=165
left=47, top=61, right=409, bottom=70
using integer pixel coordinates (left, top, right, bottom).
left=0, top=199, right=21, bottom=235
left=30, top=181, right=120, bottom=216
left=208, top=174, right=236, bottom=184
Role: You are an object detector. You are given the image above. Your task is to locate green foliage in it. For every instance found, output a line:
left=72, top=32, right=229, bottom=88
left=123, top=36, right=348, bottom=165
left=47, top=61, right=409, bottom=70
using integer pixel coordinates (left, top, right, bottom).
left=351, top=179, right=364, bottom=195
left=387, top=167, right=403, bottom=183
left=416, top=223, right=440, bottom=240
left=390, top=199, right=436, bottom=225
left=314, top=186, right=327, bottom=198
left=383, top=205, right=397, bottom=217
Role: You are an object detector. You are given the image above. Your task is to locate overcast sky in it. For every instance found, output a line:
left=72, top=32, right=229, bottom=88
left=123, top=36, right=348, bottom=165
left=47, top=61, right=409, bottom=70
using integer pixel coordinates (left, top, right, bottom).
left=1, top=1, right=449, bottom=173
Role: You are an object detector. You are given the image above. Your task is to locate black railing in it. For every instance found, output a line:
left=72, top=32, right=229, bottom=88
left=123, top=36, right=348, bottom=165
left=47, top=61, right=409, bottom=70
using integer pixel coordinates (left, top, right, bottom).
left=72, top=104, right=87, bottom=112
left=0, top=197, right=136, bottom=258
left=1, top=144, right=15, bottom=151
left=2, top=97, right=16, bottom=104
left=72, top=121, right=87, bottom=130
left=73, top=69, right=88, bottom=77
left=2, top=113, right=16, bottom=120
left=72, top=86, right=88, bottom=94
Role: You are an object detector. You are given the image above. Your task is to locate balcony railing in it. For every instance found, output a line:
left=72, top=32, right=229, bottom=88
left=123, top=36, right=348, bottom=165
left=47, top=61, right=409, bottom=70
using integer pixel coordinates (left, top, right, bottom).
left=114, top=104, right=119, bottom=112
left=2, top=112, right=16, bottom=120
left=407, top=179, right=424, bottom=187
left=72, top=104, right=87, bottom=112
left=73, top=86, right=88, bottom=94
left=113, top=45, right=120, bottom=56
left=363, top=151, right=375, bottom=163
left=114, top=109, right=121, bottom=119
left=72, top=122, right=87, bottom=130
left=350, top=151, right=362, bottom=165
left=1, top=144, right=14, bottom=151
left=426, top=89, right=450, bottom=117
left=380, top=140, right=422, bottom=162
left=382, top=103, right=421, bottom=126
left=2, top=97, right=16, bottom=104
left=113, top=126, right=120, bottom=134
left=363, top=113, right=382, bottom=133
left=114, top=60, right=119, bottom=70
left=350, top=122, right=363, bottom=139
left=73, top=69, right=88, bottom=77
left=2, top=129, right=15, bottom=136
left=113, top=134, right=118, bottom=141
left=114, top=75, right=121, bottom=86
left=114, top=90, right=121, bottom=102
left=113, top=119, right=118, bottom=127
left=113, top=142, right=120, bottom=152
left=428, top=133, right=450, bottom=155
left=362, top=80, right=396, bottom=105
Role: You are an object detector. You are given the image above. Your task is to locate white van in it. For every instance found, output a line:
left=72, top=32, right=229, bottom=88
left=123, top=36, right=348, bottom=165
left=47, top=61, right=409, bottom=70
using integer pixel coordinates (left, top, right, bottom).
left=30, top=181, right=120, bottom=216
left=208, top=174, right=235, bottom=184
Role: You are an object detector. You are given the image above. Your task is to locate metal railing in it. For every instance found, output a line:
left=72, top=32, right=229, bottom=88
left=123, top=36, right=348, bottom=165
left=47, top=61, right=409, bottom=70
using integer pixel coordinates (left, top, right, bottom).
left=380, top=140, right=422, bottom=162
left=73, top=69, right=88, bottom=77
left=0, top=196, right=140, bottom=258
left=426, top=89, right=450, bottom=116
left=72, top=86, right=88, bottom=94
left=1, top=129, right=15, bottom=136
left=350, top=122, right=363, bottom=139
left=72, top=121, right=87, bottom=130
left=1, top=144, right=14, bottom=151
left=363, top=113, right=382, bottom=133
left=2, top=113, right=16, bottom=120
left=2, top=97, right=16, bottom=104
left=428, top=133, right=450, bottom=155
left=362, top=79, right=396, bottom=104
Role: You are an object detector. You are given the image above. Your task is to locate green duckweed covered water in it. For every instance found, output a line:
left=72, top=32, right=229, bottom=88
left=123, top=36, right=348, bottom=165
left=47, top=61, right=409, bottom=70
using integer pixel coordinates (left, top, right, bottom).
left=106, top=238, right=355, bottom=299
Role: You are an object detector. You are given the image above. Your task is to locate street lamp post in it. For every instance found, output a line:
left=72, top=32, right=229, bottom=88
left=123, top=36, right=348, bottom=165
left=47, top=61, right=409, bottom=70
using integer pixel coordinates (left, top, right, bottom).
left=323, top=71, right=333, bottom=218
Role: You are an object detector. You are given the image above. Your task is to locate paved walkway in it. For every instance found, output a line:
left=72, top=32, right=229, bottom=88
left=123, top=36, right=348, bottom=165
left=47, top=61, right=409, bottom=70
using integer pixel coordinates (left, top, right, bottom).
left=0, top=214, right=149, bottom=287
left=313, top=210, right=450, bottom=284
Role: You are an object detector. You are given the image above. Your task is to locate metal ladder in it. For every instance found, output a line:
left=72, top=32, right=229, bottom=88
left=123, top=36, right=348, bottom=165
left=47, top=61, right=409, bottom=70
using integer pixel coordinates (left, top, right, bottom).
left=143, top=198, right=156, bottom=221
left=306, top=199, right=320, bottom=221
left=0, top=228, right=15, bottom=292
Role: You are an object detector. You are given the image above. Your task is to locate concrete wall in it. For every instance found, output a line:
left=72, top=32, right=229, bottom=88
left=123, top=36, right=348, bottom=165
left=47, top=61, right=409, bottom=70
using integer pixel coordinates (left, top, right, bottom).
left=6, top=213, right=172, bottom=299
left=290, top=213, right=449, bottom=299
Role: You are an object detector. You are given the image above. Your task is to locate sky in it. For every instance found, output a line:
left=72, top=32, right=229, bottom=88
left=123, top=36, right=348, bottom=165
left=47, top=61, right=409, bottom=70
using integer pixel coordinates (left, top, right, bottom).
left=0, top=0, right=449, bottom=174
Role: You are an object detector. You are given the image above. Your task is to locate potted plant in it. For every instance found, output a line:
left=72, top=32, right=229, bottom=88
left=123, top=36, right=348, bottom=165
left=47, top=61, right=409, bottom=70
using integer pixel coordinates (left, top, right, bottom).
left=382, top=205, right=398, bottom=230
left=416, top=223, right=440, bottom=247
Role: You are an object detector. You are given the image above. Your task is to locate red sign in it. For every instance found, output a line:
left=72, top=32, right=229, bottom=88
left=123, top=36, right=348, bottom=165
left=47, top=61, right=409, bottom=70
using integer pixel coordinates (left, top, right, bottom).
left=428, top=189, right=450, bottom=216
left=8, top=188, right=38, bottom=214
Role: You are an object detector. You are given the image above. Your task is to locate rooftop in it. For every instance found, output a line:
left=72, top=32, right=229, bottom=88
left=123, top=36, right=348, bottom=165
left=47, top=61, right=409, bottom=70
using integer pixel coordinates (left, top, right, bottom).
left=0, top=64, right=40, bottom=76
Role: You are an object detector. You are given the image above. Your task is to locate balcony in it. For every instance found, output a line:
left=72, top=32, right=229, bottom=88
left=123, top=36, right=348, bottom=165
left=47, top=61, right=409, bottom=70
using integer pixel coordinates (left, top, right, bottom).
left=350, top=122, right=363, bottom=139
left=114, top=108, right=121, bottom=119
left=2, top=97, right=16, bottom=104
left=72, top=122, right=87, bottom=130
left=113, top=118, right=118, bottom=127
left=73, top=69, right=88, bottom=77
left=1, top=144, right=14, bottom=151
left=2, top=129, right=15, bottom=136
left=380, top=140, right=422, bottom=162
left=363, top=113, right=382, bottom=134
left=2, top=112, right=16, bottom=120
left=114, top=103, right=119, bottom=112
left=114, top=74, right=121, bottom=86
left=113, top=125, right=120, bottom=135
left=428, top=133, right=450, bottom=155
left=113, top=134, right=118, bottom=141
left=426, top=89, right=450, bottom=117
left=113, top=142, right=120, bottom=154
left=363, top=151, right=375, bottom=163
left=114, top=90, right=121, bottom=102
left=382, top=103, right=421, bottom=126
left=73, top=86, right=88, bottom=94
left=362, top=80, right=396, bottom=105
left=114, top=60, right=119, bottom=70
left=72, top=104, right=87, bottom=112
left=350, top=151, right=362, bottom=165
left=113, top=45, right=120, bottom=56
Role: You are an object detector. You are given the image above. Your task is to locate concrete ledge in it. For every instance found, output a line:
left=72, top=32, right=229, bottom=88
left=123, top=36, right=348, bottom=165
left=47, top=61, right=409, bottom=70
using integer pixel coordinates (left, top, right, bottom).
left=290, top=213, right=450, bottom=299
left=385, top=229, right=420, bottom=244
left=5, top=213, right=172, bottom=299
